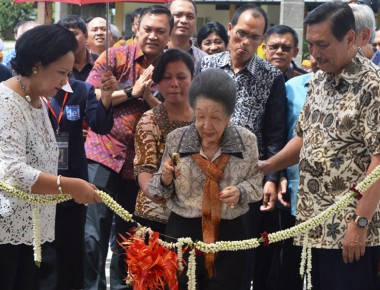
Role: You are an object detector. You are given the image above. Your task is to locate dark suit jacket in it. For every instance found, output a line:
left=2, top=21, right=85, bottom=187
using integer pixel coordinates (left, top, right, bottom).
left=0, top=64, right=11, bottom=82
left=46, top=79, right=113, bottom=188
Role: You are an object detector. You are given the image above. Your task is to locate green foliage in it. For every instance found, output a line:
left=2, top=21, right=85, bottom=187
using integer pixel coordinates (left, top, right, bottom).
left=0, top=0, right=35, bottom=39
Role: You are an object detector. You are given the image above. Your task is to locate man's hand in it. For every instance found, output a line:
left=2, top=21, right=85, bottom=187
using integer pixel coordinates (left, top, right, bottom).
left=277, top=176, right=290, bottom=208
left=260, top=181, right=277, bottom=211
left=100, top=71, right=117, bottom=110
left=342, top=222, right=367, bottom=263
left=131, top=65, right=154, bottom=98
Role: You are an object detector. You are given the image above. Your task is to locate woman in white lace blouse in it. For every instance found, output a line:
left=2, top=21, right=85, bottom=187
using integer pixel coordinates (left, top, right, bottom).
left=0, top=24, right=115, bottom=290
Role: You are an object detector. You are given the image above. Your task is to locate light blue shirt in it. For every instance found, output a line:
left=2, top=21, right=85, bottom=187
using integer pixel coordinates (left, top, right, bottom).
left=3, top=48, right=16, bottom=67
left=285, top=73, right=313, bottom=216
left=371, top=50, right=380, bottom=66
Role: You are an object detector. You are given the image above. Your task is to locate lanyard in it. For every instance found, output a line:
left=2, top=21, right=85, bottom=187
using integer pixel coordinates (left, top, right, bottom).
left=42, top=92, right=69, bottom=132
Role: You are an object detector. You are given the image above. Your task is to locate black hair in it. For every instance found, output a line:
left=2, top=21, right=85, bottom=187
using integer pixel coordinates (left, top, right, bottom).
left=265, top=24, right=299, bottom=47
left=131, top=7, right=146, bottom=24
left=189, top=69, right=236, bottom=116
left=139, top=5, right=174, bottom=33
left=231, top=4, right=268, bottom=35
left=11, top=24, right=78, bottom=76
left=196, top=21, right=228, bottom=48
left=152, top=48, right=194, bottom=84
left=304, top=2, right=355, bottom=41
left=57, top=15, right=88, bottom=37
left=85, top=17, right=94, bottom=24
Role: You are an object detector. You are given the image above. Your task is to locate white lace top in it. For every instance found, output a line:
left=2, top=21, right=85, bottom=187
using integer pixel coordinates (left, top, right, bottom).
left=0, top=82, right=58, bottom=245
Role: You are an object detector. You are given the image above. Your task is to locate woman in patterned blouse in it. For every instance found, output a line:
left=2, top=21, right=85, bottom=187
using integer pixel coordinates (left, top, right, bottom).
left=133, top=48, right=194, bottom=233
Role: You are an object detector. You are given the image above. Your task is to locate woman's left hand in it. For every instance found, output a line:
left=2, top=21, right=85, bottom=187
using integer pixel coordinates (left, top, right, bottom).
left=220, top=186, right=240, bottom=208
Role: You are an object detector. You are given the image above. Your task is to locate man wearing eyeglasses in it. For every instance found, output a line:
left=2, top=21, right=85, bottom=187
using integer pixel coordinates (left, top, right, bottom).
left=262, top=24, right=307, bottom=290
left=197, top=4, right=286, bottom=290
left=263, top=25, right=306, bottom=82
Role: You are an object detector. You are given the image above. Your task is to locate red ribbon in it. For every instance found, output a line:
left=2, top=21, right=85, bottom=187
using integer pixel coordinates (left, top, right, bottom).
left=120, top=232, right=179, bottom=290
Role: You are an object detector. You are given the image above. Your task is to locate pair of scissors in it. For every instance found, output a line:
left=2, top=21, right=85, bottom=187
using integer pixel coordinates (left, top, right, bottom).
left=170, top=152, right=179, bottom=180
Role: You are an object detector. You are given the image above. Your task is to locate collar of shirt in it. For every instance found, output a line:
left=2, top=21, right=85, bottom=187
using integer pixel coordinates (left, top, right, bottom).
left=216, top=51, right=260, bottom=75
left=87, top=49, right=97, bottom=65
left=176, top=123, right=245, bottom=158
left=324, top=50, right=367, bottom=87
left=134, top=44, right=158, bottom=66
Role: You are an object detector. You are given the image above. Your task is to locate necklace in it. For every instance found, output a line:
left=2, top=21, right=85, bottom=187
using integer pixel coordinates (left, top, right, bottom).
left=16, top=75, right=31, bottom=103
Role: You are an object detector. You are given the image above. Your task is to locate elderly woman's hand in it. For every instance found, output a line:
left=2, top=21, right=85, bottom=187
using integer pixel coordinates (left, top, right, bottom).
left=220, top=186, right=240, bottom=208
left=160, top=158, right=180, bottom=186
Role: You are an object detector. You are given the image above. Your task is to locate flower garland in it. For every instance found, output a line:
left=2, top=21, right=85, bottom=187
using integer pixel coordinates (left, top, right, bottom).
left=0, top=182, right=72, bottom=204
left=1, top=164, right=379, bottom=290
left=32, top=205, right=41, bottom=267
left=0, top=182, right=133, bottom=266
left=187, top=248, right=196, bottom=289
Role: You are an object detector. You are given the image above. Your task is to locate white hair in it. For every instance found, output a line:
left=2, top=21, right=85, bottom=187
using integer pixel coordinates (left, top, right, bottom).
left=349, top=3, right=376, bottom=43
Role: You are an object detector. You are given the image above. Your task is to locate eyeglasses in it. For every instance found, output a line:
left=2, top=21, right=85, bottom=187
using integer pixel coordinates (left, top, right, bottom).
left=234, top=29, right=263, bottom=43
left=267, top=44, right=293, bottom=53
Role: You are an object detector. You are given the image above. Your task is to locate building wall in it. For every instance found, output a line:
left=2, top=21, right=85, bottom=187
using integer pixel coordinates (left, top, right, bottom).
left=55, top=1, right=305, bottom=64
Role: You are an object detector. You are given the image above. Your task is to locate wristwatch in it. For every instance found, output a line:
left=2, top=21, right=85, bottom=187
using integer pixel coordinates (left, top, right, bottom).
left=352, top=213, right=369, bottom=228
left=123, top=86, right=133, bottom=99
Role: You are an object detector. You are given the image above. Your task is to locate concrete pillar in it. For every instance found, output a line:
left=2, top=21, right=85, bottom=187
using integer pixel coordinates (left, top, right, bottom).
left=54, top=3, right=69, bottom=23
left=280, top=0, right=305, bottom=66
left=37, top=2, right=53, bottom=25
left=229, top=4, right=236, bottom=22
left=115, top=2, right=124, bottom=35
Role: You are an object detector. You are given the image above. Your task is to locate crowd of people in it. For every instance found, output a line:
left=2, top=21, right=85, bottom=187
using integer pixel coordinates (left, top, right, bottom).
left=0, top=1, right=379, bottom=290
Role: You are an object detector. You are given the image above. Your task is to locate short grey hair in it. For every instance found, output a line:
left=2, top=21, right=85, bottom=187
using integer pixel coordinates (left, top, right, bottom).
left=189, top=68, right=236, bottom=116
left=349, top=3, right=376, bottom=43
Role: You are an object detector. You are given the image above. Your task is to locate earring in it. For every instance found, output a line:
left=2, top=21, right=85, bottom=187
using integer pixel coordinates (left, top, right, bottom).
left=33, top=70, right=37, bottom=74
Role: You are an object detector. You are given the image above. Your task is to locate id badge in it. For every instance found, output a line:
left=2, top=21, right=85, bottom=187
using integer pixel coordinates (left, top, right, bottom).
left=55, top=131, right=69, bottom=170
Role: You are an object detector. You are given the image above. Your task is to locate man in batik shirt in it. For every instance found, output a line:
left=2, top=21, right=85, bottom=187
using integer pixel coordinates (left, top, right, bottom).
left=197, top=4, right=286, bottom=289
left=260, top=3, right=380, bottom=290
left=83, top=5, right=173, bottom=290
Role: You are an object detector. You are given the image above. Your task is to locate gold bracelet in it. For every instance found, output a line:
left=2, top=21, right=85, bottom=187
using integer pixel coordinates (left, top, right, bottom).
left=57, top=175, right=64, bottom=195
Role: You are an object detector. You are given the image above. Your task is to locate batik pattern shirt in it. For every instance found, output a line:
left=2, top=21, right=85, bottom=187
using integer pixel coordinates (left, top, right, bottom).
left=295, top=52, right=380, bottom=248
left=85, top=45, right=152, bottom=179
left=134, top=104, right=193, bottom=223
left=198, top=52, right=286, bottom=182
